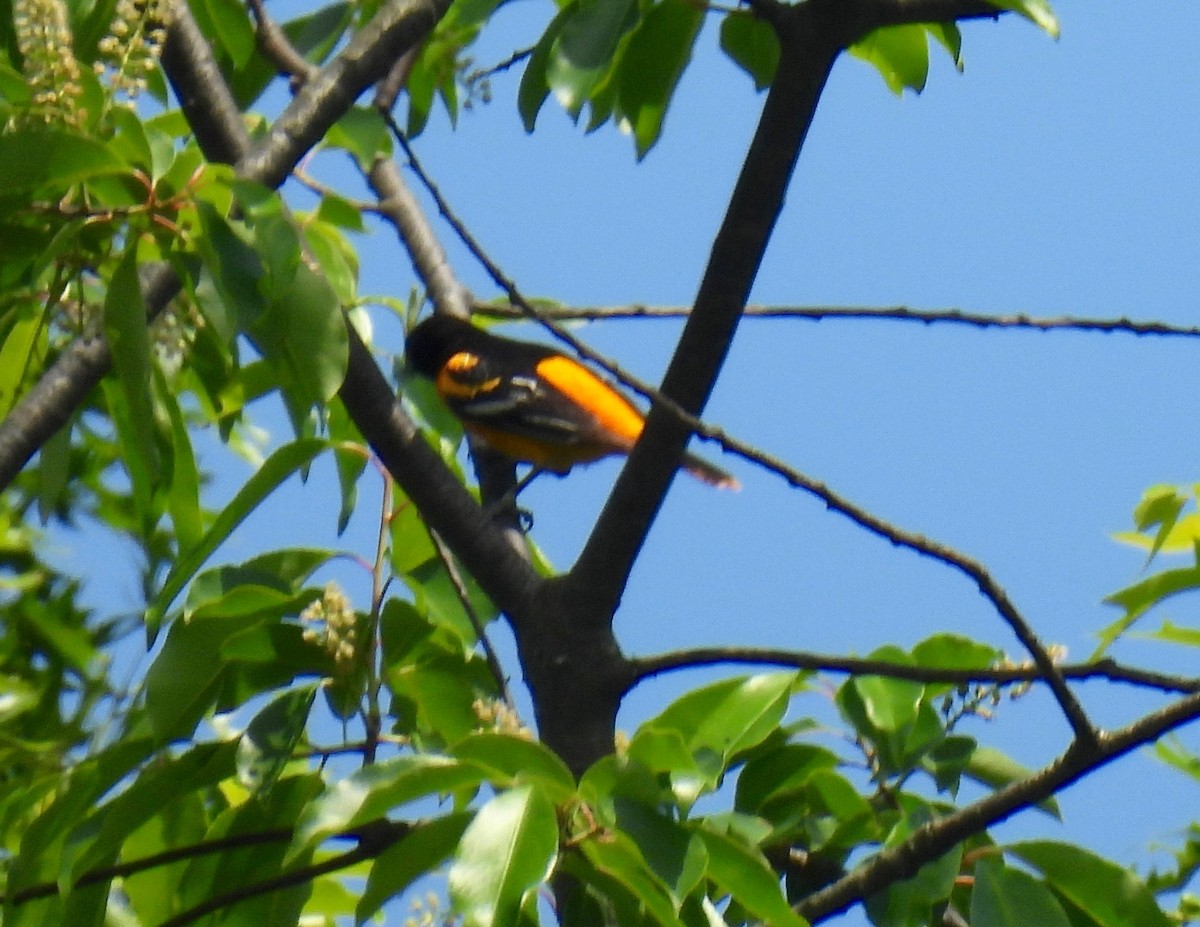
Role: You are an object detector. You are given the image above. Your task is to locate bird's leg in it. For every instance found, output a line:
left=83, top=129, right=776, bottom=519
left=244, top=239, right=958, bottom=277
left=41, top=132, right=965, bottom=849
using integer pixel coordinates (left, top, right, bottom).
left=482, top=466, right=545, bottom=530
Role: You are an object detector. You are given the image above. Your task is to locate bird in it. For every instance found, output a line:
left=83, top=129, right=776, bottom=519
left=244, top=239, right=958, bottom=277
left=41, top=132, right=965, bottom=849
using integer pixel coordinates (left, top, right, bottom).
left=405, top=314, right=739, bottom=490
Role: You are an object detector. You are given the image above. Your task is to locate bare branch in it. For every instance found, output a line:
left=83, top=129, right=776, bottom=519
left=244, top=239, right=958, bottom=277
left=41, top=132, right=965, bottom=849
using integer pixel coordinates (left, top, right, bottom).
left=798, top=691, right=1200, bottom=922
left=428, top=526, right=518, bottom=710
left=473, top=302, right=1200, bottom=339
left=0, top=828, right=294, bottom=905
left=156, top=821, right=413, bottom=927
left=700, top=430, right=1097, bottom=744
left=245, top=0, right=319, bottom=82
left=366, top=156, right=473, bottom=317
left=626, top=646, right=1200, bottom=695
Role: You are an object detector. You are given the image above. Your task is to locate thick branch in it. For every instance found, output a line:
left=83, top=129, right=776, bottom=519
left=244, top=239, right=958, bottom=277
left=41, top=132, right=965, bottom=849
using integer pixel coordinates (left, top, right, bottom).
left=366, top=157, right=473, bottom=317
left=572, top=6, right=842, bottom=615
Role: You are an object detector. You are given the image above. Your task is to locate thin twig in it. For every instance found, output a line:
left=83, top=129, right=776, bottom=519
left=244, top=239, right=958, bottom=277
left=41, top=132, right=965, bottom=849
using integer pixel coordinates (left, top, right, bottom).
left=0, top=828, right=294, bottom=905
left=155, top=824, right=405, bottom=927
left=719, top=437, right=1098, bottom=745
left=427, top=527, right=518, bottom=710
left=625, top=647, right=1200, bottom=695
left=472, top=302, right=1200, bottom=339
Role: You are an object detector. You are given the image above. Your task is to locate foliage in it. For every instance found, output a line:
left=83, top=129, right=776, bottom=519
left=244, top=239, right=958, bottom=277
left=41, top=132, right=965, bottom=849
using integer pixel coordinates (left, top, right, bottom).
left=0, top=0, right=1196, bottom=926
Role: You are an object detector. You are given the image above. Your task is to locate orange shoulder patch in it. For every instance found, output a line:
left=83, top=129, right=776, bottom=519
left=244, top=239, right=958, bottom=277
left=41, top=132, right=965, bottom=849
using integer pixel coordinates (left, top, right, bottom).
left=534, top=355, right=645, bottom=446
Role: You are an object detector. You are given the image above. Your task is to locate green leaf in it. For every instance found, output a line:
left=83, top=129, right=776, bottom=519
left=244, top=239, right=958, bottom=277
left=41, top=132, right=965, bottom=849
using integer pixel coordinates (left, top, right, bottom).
left=144, top=613, right=258, bottom=741
left=646, top=672, right=796, bottom=787
left=157, top=368, right=203, bottom=552
left=697, top=826, right=808, bottom=927
left=842, top=646, right=923, bottom=732
left=0, top=131, right=127, bottom=194
left=203, top=0, right=257, bottom=66
left=236, top=684, right=318, bottom=794
left=1009, top=841, right=1172, bottom=927
left=926, top=22, right=963, bottom=71
left=103, top=243, right=160, bottom=481
left=290, top=754, right=485, bottom=860
left=616, top=0, right=703, bottom=157
left=270, top=258, right=349, bottom=405
left=518, top=11, right=568, bottom=131
left=356, top=814, right=473, bottom=925
left=406, top=557, right=497, bottom=647
left=146, top=438, right=328, bottom=642
left=612, top=799, right=707, bottom=909
left=36, top=419, right=71, bottom=525
left=972, top=857, right=1072, bottom=927
left=719, top=12, right=779, bottom=91
left=985, top=0, right=1060, bottom=38
left=327, top=106, right=391, bottom=172
left=849, top=24, right=930, bottom=95
left=1151, top=618, right=1200, bottom=647
left=65, top=742, right=239, bottom=881
left=546, top=0, right=638, bottom=116
left=448, top=785, right=559, bottom=927
left=329, top=407, right=368, bottom=535
left=1097, top=555, right=1200, bottom=657
left=579, top=829, right=686, bottom=927
left=0, top=674, right=39, bottom=723
left=0, top=303, right=47, bottom=417
left=734, top=743, right=840, bottom=814
left=454, top=733, right=576, bottom=800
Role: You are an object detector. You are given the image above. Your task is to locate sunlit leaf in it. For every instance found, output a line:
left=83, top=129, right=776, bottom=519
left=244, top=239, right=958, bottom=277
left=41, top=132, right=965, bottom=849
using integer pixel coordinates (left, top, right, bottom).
left=290, top=754, right=485, bottom=860
left=236, top=683, right=318, bottom=794
left=986, top=0, right=1060, bottom=38
left=448, top=785, right=559, bottom=927
left=454, top=733, right=576, bottom=800
left=849, top=24, right=930, bottom=95
left=646, top=672, right=796, bottom=785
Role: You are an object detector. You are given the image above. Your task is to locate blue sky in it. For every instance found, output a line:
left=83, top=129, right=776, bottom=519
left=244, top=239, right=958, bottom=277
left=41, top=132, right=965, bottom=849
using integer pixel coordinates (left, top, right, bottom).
left=53, top=0, right=1200, bottom=922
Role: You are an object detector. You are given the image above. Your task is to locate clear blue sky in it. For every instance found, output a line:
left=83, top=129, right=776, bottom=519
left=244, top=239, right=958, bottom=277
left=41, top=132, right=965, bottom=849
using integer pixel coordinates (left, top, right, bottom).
left=58, top=1, right=1200, bottom=922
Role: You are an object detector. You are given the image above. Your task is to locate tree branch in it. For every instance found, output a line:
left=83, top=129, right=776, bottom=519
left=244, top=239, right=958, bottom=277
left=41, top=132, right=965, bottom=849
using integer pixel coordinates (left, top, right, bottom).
left=571, top=5, right=842, bottom=617
left=0, top=827, right=294, bottom=905
left=797, top=691, right=1200, bottom=922
left=155, top=820, right=412, bottom=927
left=625, top=646, right=1200, bottom=695
left=472, top=302, right=1200, bottom=339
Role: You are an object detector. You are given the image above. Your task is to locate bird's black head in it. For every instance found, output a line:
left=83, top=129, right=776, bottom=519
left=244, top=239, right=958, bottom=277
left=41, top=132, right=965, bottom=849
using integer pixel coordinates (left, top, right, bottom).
left=405, top=314, right=486, bottom=379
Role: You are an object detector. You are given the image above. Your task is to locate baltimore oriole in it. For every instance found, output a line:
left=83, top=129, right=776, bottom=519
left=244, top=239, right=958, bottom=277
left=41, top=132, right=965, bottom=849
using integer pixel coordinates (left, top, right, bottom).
left=405, top=314, right=738, bottom=489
